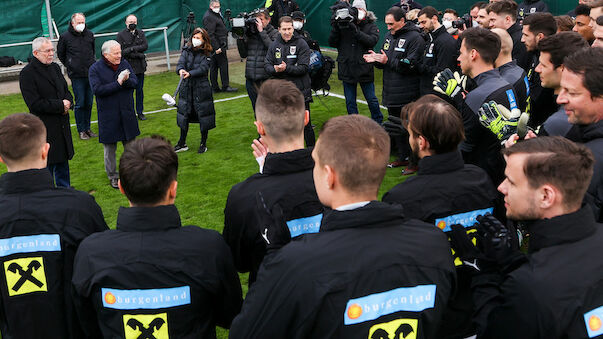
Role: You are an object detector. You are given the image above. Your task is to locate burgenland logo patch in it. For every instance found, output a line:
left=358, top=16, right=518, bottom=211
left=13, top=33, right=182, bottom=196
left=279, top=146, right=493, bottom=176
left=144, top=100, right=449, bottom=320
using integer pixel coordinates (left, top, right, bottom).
left=434, top=207, right=493, bottom=231
left=343, top=285, right=436, bottom=325
left=102, top=286, right=191, bottom=310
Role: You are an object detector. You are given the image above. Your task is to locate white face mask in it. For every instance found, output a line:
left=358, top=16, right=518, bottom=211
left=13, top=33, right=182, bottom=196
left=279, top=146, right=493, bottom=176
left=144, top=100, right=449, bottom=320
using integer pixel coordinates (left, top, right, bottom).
left=75, top=23, right=85, bottom=32
left=358, top=10, right=366, bottom=20
left=192, top=38, right=202, bottom=47
left=293, top=21, right=303, bottom=30
left=442, top=20, right=452, bottom=29
left=212, top=7, right=220, bottom=14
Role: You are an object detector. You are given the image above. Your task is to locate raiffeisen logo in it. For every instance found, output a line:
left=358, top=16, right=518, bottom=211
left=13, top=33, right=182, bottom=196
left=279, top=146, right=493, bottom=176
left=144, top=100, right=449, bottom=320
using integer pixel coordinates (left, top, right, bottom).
left=343, top=285, right=436, bottom=325
left=101, top=286, right=191, bottom=310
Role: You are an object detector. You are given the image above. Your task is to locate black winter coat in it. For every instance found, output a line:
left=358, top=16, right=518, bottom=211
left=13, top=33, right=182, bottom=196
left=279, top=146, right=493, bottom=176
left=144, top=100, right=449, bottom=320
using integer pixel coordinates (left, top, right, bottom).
left=230, top=201, right=456, bottom=339
left=116, top=28, right=148, bottom=74
left=580, top=121, right=603, bottom=222
left=203, top=10, right=228, bottom=51
left=57, top=24, right=95, bottom=79
left=237, top=24, right=279, bottom=81
left=518, top=0, right=549, bottom=21
left=72, top=205, right=243, bottom=339
left=328, top=12, right=380, bottom=84
left=176, top=47, right=216, bottom=131
left=418, top=25, right=459, bottom=96
left=267, top=0, right=300, bottom=28
left=19, top=58, right=74, bottom=165
left=265, top=34, right=312, bottom=102
left=0, top=169, right=108, bottom=339
left=375, top=22, right=425, bottom=107
left=89, top=58, right=140, bottom=144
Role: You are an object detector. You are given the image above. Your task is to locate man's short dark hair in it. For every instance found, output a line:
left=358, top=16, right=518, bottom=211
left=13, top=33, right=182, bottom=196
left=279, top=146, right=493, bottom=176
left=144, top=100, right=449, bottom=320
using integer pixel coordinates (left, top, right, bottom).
left=523, top=12, right=557, bottom=37
left=563, top=47, right=603, bottom=98
left=575, top=4, right=591, bottom=17
left=119, top=136, right=178, bottom=205
left=445, top=8, right=459, bottom=17
left=256, top=79, right=305, bottom=143
left=487, top=0, right=518, bottom=21
left=316, top=115, right=390, bottom=195
left=538, top=32, right=588, bottom=68
left=279, top=15, right=293, bottom=27
left=555, top=15, right=575, bottom=32
left=407, top=95, right=465, bottom=154
left=460, top=27, right=501, bottom=66
left=598, top=15, right=603, bottom=26
left=0, top=113, right=46, bottom=164
left=502, top=136, right=594, bottom=210
left=418, top=6, right=439, bottom=20
left=255, top=8, right=271, bottom=20
left=471, top=1, right=487, bottom=10
left=386, top=7, right=406, bottom=21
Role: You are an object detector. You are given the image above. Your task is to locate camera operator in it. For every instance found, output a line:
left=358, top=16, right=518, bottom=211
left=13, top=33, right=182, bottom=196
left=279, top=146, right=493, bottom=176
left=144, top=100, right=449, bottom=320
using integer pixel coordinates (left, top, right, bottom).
left=291, top=11, right=320, bottom=51
left=328, top=0, right=383, bottom=123
left=416, top=6, right=459, bottom=96
left=236, top=9, right=279, bottom=112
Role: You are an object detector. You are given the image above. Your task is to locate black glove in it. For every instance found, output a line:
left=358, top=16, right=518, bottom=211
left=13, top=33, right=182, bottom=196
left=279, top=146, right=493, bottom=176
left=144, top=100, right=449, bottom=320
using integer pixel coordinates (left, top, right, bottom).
left=256, top=192, right=291, bottom=252
left=475, top=214, right=526, bottom=274
left=382, top=115, right=406, bottom=137
left=433, top=68, right=468, bottom=103
left=449, top=224, right=494, bottom=274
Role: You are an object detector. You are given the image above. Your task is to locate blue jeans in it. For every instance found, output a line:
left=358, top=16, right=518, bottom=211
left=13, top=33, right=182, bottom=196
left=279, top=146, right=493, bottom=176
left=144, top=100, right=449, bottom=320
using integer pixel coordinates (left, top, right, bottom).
left=342, top=81, right=383, bottom=124
left=71, top=77, right=93, bottom=132
left=48, top=161, right=70, bottom=188
left=135, top=73, right=144, bottom=115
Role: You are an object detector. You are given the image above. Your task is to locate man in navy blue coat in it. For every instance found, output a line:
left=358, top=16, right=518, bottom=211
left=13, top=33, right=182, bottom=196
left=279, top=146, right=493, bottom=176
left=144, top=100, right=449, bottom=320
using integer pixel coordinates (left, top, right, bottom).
left=89, top=40, right=140, bottom=189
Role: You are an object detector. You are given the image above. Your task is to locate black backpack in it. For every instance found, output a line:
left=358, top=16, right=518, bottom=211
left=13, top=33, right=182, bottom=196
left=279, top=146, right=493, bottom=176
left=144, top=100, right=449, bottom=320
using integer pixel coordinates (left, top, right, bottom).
left=309, top=50, right=335, bottom=93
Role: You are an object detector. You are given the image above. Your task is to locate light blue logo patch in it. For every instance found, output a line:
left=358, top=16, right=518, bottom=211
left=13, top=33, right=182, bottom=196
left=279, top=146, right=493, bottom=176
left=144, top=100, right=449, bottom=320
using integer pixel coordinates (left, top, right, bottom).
left=524, top=76, right=530, bottom=96
left=435, top=207, right=493, bottom=232
left=343, top=285, right=436, bottom=325
left=584, top=305, right=603, bottom=338
left=0, top=234, right=61, bottom=257
left=102, top=286, right=191, bottom=310
left=394, top=48, right=406, bottom=52
left=506, top=89, right=518, bottom=111
left=286, top=214, right=322, bottom=238
left=286, top=55, right=297, bottom=59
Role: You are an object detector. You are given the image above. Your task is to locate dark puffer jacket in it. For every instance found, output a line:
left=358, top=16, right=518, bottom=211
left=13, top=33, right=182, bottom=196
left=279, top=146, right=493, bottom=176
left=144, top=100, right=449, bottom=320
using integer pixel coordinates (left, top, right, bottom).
left=264, top=33, right=312, bottom=102
left=328, top=11, right=380, bottom=84
left=237, top=24, right=279, bottom=81
left=57, top=23, right=96, bottom=79
left=176, top=46, right=216, bottom=132
left=116, top=28, right=148, bottom=74
left=375, top=22, right=425, bottom=107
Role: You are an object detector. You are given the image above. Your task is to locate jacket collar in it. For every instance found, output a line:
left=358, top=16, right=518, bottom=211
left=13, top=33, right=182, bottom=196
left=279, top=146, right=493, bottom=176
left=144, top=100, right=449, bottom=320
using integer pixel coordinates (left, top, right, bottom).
left=30, top=57, right=58, bottom=87
left=394, top=22, right=417, bottom=37
left=507, top=21, right=521, bottom=35
left=263, top=148, right=314, bottom=175
left=526, top=206, right=597, bottom=253
left=417, top=151, right=464, bottom=175
left=0, top=169, right=55, bottom=194
left=578, top=120, right=603, bottom=142
left=498, top=60, right=518, bottom=72
left=320, top=201, right=406, bottom=232
left=277, top=33, right=300, bottom=45
left=116, top=205, right=182, bottom=232
left=429, top=25, right=447, bottom=40
left=473, top=68, right=502, bottom=84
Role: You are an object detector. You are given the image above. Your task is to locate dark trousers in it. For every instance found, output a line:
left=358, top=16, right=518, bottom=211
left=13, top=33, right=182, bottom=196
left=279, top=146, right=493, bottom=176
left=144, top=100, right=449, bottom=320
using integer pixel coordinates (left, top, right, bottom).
left=210, top=52, right=229, bottom=90
left=71, top=77, right=93, bottom=133
left=342, top=81, right=383, bottom=124
left=178, top=124, right=209, bottom=147
left=246, top=78, right=264, bottom=114
left=135, top=73, right=145, bottom=115
left=304, top=101, right=315, bottom=147
left=47, top=161, right=70, bottom=188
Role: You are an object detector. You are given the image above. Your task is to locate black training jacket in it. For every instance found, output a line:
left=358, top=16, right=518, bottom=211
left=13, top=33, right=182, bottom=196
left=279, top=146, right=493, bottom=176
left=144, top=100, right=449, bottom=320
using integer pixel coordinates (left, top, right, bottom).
left=223, top=148, right=321, bottom=286
left=375, top=22, right=425, bottom=107
left=471, top=207, right=603, bottom=338
left=383, top=150, right=499, bottom=338
left=57, top=23, right=96, bottom=79
left=0, top=169, right=107, bottom=339
left=459, top=68, right=516, bottom=185
left=229, top=201, right=456, bottom=339
left=526, top=53, right=557, bottom=127
left=265, top=34, right=312, bottom=101
left=418, top=25, right=459, bottom=96
left=237, top=24, right=279, bottom=81
left=72, top=205, right=242, bottom=339
left=518, top=0, right=549, bottom=22
left=498, top=60, right=529, bottom=112
left=116, top=28, right=148, bottom=74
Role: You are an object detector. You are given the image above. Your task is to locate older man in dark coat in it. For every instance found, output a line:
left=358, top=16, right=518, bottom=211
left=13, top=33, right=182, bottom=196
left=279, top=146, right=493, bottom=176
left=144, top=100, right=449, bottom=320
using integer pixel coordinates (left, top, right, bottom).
left=20, top=37, right=74, bottom=188
left=89, top=40, right=139, bottom=189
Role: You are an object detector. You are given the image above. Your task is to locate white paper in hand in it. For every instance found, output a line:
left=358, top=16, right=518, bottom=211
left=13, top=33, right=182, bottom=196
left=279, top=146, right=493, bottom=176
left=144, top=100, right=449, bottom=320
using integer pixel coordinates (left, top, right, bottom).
left=117, top=69, right=130, bottom=84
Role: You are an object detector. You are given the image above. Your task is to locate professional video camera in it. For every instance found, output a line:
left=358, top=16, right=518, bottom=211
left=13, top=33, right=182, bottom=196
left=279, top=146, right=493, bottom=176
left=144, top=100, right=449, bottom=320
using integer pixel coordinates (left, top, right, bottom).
left=452, top=13, right=473, bottom=29
left=227, top=8, right=263, bottom=37
left=330, top=1, right=358, bottom=29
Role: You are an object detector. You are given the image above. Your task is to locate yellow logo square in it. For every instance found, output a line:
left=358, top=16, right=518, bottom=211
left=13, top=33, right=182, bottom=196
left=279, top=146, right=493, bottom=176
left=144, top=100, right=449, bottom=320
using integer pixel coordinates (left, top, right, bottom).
left=123, top=313, right=169, bottom=339
left=4, top=257, right=47, bottom=296
left=368, top=318, right=418, bottom=339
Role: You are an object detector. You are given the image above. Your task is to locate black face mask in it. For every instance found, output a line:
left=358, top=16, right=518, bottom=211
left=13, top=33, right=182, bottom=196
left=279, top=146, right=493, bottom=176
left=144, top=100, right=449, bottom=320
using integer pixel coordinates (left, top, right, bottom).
left=128, top=23, right=137, bottom=31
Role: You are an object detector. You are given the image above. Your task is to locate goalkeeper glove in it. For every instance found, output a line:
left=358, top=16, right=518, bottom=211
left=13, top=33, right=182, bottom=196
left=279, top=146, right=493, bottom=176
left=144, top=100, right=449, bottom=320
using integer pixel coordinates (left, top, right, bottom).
left=433, top=68, right=468, bottom=101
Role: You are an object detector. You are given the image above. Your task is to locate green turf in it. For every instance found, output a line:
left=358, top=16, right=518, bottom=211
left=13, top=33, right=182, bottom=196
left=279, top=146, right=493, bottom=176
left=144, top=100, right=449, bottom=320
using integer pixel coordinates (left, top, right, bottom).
left=0, top=55, right=410, bottom=338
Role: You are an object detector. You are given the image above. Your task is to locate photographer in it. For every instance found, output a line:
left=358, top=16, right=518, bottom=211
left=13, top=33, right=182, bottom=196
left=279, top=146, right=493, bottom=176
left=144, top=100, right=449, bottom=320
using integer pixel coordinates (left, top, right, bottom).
left=328, top=0, right=383, bottom=123
left=291, top=11, right=320, bottom=51
left=236, top=9, right=279, bottom=112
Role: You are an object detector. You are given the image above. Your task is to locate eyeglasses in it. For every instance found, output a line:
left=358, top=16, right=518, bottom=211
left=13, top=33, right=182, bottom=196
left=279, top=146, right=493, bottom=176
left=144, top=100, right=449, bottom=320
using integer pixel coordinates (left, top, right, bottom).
left=38, top=48, right=55, bottom=53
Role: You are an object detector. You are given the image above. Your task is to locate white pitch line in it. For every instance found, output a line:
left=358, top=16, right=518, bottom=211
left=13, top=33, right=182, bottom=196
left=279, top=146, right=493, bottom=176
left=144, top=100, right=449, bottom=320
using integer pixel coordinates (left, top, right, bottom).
left=69, top=91, right=384, bottom=127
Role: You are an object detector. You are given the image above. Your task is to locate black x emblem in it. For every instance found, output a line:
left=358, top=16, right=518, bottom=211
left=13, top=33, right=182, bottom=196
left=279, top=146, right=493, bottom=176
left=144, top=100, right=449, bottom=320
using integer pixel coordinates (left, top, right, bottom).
left=7, top=260, right=43, bottom=292
left=127, top=317, right=165, bottom=339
